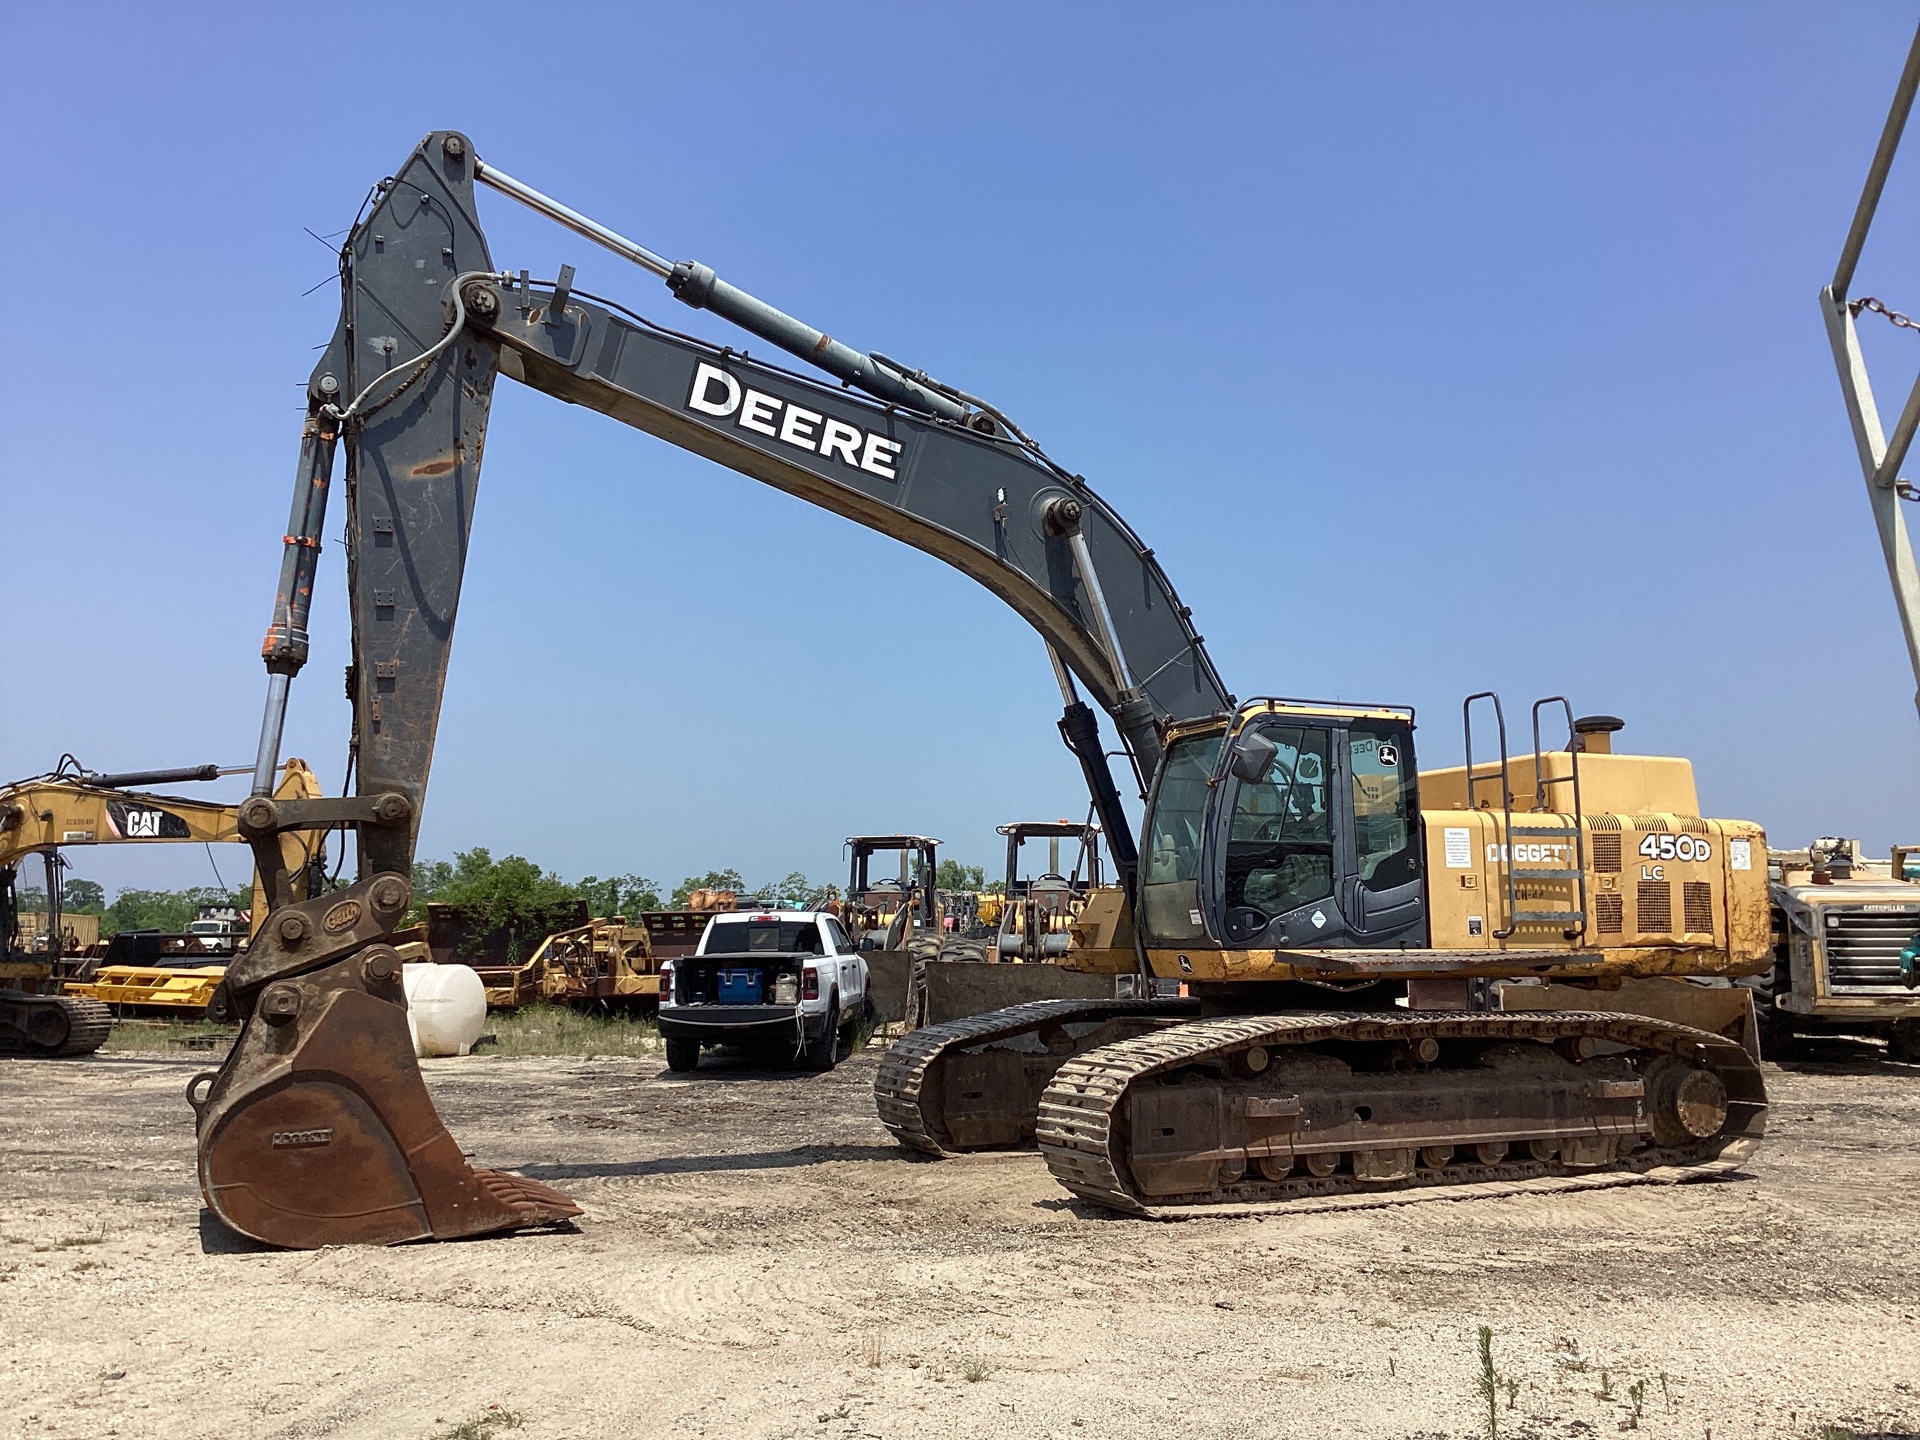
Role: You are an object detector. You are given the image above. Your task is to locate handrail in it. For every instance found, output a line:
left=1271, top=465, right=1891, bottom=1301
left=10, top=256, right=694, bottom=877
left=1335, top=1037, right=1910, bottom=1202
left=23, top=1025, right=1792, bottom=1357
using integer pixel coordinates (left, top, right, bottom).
left=1529, top=695, right=1588, bottom=938
left=1462, top=692, right=1519, bottom=940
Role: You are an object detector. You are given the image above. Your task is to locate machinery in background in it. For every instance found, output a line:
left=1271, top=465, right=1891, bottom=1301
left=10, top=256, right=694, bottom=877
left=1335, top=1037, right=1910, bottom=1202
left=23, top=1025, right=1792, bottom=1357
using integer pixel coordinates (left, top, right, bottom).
left=989, top=818, right=1111, bottom=963
left=841, top=835, right=942, bottom=952
left=1, top=759, right=323, bottom=1051
left=1755, top=839, right=1920, bottom=1058
left=474, top=915, right=661, bottom=1011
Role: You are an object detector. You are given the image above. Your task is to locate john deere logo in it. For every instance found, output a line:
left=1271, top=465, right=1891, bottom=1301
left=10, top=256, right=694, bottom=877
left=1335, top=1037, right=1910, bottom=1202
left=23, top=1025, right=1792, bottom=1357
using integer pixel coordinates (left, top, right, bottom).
left=322, top=900, right=362, bottom=933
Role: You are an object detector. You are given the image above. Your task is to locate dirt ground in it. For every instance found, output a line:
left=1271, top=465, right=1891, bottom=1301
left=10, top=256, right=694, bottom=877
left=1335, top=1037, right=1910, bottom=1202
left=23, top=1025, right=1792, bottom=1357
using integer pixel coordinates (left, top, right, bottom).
left=2, top=1035, right=1917, bottom=1440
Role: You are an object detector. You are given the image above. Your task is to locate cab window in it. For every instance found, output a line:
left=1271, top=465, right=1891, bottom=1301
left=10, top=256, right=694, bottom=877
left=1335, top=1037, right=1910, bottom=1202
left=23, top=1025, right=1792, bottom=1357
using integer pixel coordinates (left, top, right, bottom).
left=1140, top=731, right=1224, bottom=942
left=1144, top=734, right=1223, bottom=887
left=1349, top=724, right=1418, bottom=891
left=1225, top=725, right=1333, bottom=920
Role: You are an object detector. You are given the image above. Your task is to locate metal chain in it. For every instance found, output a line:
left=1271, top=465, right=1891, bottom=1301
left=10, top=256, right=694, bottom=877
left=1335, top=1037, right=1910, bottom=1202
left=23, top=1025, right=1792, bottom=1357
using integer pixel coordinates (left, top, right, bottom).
left=1850, top=295, right=1920, bottom=332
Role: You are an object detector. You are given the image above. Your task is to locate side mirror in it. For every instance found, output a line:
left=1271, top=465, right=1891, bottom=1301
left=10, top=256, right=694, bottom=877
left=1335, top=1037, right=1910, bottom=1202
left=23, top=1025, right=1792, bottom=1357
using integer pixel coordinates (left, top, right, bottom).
left=1229, top=731, right=1277, bottom=784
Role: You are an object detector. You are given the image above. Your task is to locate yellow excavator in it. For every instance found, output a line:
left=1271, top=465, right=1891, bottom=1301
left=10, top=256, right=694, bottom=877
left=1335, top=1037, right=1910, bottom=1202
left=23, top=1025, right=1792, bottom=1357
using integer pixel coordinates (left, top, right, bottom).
left=1, top=759, right=324, bottom=1055
left=188, top=132, right=1768, bottom=1247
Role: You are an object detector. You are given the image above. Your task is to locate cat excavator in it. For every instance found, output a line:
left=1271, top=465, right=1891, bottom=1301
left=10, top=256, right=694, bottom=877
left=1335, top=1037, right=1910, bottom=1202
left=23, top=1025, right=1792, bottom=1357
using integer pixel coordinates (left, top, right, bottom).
left=196, top=132, right=1769, bottom=1248
left=0, top=758, right=323, bottom=1056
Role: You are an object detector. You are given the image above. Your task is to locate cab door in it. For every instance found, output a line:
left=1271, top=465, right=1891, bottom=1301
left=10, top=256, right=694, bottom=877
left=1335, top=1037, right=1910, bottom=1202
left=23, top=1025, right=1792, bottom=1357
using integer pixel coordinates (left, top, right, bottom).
left=1337, top=722, right=1427, bottom=944
left=1209, top=721, right=1343, bottom=946
left=1207, top=717, right=1427, bottom=949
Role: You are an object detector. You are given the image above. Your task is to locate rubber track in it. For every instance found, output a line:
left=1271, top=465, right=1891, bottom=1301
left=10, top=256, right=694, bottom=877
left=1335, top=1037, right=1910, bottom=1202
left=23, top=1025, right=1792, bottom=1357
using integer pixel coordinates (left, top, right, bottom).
left=2, top=996, right=114, bottom=1059
left=874, top=998, right=1196, bottom=1156
left=1035, top=1011, right=1767, bottom=1218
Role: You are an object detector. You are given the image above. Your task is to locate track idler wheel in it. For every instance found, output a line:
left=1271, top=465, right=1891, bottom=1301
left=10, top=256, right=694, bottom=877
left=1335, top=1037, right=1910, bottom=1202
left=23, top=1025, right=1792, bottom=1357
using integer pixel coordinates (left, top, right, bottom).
left=1644, top=1056, right=1730, bottom=1148
left=191, top=882, right=578, bottom=1248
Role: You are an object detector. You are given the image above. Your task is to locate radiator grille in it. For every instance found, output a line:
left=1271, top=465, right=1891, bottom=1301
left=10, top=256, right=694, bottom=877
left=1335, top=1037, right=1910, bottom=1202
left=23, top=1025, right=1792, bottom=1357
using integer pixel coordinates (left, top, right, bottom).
left=1632, top=816, right=1669, bottom=832
left=1589, top=814, right=1622, bottom=831
left=1595, top=893, right=1624, bottom=935
left=1591, top=832, right=1622, bottom=873
left=1683, top=881, right=1714, bottom=934
left=1637, top=882, right=1672, bottom=934
left=1821, top=906, right=1920, bottom=992
left=1680, top=818, right=1710, bottom=835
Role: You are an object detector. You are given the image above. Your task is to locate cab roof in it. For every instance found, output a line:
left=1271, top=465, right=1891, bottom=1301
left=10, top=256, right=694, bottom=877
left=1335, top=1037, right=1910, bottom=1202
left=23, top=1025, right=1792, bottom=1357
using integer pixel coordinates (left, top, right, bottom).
left=997, top=820, right=1098, bottom=838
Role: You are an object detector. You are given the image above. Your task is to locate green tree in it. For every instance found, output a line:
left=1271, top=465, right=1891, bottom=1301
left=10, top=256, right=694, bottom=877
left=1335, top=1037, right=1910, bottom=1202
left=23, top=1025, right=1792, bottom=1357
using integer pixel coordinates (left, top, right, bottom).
left=671, top=869, right=746, bottom=907
left=935, top=860, right=985, bottom=893
left=61, top=879, right=106, bottom=913
left=15, top=886, right=49, bottom=912
left=748, top=871, right=819, bottom=908
left=576, top=873, right=662, bottom=917
left=423, top=848, right=579, bottom=960
left=410, top=858, right=456, bottom=904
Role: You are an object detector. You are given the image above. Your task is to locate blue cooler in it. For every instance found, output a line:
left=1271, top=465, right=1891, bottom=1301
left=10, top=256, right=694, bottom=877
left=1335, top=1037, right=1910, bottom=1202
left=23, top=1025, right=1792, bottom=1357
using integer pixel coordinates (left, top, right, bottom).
left=715, top=968, right=764, bottom=1004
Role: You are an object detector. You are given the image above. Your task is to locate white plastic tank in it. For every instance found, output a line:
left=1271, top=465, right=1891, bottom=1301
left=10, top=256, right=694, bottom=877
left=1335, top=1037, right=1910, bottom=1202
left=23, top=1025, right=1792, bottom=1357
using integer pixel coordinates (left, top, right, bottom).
left=401, top=963, right=488, bottom=1058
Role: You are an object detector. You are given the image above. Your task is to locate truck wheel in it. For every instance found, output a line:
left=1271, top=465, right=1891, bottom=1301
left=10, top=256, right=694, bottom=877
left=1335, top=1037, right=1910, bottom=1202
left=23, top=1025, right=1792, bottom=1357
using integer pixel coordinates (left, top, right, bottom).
left=1742, top=955, right=1797, bottom=1060
left=806, top=996, right=840, bottom=1072
left=665, top=1037, right=701, bottom=1072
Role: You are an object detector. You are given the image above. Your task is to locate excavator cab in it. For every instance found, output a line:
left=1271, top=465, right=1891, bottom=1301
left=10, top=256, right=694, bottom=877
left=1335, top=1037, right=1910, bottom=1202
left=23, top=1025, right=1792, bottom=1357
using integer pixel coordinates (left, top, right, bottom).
left=1138, top=701, right=1428, bottom=952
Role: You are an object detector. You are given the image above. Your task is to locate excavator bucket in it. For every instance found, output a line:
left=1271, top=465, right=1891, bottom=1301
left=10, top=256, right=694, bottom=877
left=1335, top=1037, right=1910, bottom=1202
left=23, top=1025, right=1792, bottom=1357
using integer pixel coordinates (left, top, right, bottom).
left=191, top=878, right=578, bottom=1248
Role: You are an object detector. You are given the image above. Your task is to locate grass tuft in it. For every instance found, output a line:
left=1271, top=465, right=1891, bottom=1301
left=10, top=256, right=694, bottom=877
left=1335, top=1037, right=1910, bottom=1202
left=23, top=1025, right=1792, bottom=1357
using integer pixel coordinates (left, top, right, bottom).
left=430, top=1406, right=523, bottom=1440
left=40, top=1225, right=106, bottom=1252
left=100, top=1018, right=235, bottom=1054
left=468, top=1006, right=660, bottom=1059
left=961, top=1355, right=994, bottom=1384
left=99, top=1004, right=665, bottom=1060
left=1475, top=1325, right=1499, bottom=1440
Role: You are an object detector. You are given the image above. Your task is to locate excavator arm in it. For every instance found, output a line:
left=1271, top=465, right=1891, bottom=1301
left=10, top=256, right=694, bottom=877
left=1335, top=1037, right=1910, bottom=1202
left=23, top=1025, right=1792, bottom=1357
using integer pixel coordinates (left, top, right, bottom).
left=198, top=130, right=1229, bottom=1249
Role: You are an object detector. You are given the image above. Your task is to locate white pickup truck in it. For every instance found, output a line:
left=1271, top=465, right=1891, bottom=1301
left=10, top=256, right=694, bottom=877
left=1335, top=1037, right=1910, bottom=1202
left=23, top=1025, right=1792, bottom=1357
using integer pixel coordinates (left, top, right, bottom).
left=657, top=909, right=869, bottom=1073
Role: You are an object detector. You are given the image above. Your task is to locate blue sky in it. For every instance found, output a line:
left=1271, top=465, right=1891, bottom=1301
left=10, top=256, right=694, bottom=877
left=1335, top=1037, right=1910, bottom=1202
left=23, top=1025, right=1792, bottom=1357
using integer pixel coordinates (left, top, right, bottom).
left=6, top=3, right=1920, bottom=898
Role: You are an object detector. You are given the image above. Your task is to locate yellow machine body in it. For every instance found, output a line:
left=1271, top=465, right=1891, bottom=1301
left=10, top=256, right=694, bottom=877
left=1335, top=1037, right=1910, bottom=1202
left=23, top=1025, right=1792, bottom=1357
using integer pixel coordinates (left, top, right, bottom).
left=1123, top=703, right=1770, bottom=988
